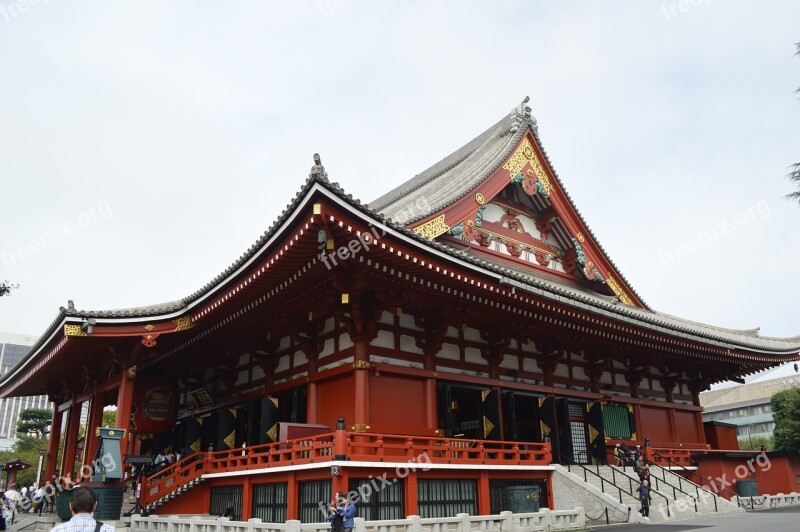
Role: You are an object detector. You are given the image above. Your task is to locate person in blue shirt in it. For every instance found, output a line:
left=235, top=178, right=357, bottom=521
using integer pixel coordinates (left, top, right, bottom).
left=635, top=479, right=652, bottom=518
left=336, top=494, right=356, bottom=532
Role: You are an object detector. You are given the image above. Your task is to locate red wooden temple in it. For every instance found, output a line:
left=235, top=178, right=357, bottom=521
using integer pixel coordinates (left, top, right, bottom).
left=1, top=98, right=798, bottom=522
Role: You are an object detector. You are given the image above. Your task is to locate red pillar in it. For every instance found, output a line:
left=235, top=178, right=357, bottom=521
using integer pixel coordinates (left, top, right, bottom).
left=45, top=408, right=63, bottom=482
left=61, top=402, right=81, bottom=479
left=424, top=378, right=437, bottom=430
left=404, top=468, right=419, bottom=517
left=477, top=471, right=491, bottom=515
left=353, top=340, right=370, bottom=427
left=116, top=366, right=136, bottom=458
left=241, top=476, right=252, bottom=520
left=286, top=471, right=297, bottom=520
left=84, top=393, right=105, bottom=466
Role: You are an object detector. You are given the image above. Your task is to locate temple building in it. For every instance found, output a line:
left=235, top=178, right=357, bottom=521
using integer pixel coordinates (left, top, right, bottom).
left=1, top=98, right=798, bottom=522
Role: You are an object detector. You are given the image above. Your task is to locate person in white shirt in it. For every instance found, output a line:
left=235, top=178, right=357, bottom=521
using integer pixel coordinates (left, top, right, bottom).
left=49, top=486, right=114, bottom=532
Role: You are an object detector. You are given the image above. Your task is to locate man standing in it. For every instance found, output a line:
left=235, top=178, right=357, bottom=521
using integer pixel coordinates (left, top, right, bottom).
left=49, top=486, right=114, bottom=532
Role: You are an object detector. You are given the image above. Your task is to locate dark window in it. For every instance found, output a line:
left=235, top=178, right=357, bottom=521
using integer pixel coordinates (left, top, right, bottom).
left=417, top=479, right=477, bottom=518
left=252, top=483, right=287, bottom=523
left=348, top=478, right=404, bottom=520
left=209, top=486, right=242, bottom=521
left=489, top=479, right=548, bottom=513
left=299, top=479, right=332, bottom=524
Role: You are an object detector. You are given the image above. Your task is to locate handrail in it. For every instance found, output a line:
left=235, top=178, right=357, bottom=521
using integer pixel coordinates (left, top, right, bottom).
left=560, top=454, right=670, bottom=518
left=651, top=450, right=739, bottom=509
left=141, top=432, right=552, bottom=507
left=609, top=465, right=696, bottom=513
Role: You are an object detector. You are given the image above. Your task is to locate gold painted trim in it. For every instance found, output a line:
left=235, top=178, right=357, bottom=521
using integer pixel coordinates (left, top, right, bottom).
left=173, top=317, right=194, bottom=332
left=606, top=276, right=634, bottom=306
left=352, top=424, right=370, bottom=432
left=576, top=232, right=585, bottom=243
left=413, top=214, right=450, bottom=240
left=475, top=192, right=485, bottom=205
left=313, top=203, right=322, bottom=215
left=352, top=360, right=373, bottom=369
left=64, top=324, right=87, bottom=337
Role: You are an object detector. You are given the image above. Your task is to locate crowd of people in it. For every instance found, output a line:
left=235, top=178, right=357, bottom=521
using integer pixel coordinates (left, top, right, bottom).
left=0, top=481, right=57, bottom=529
left=613, top=443, right=654, bottom=518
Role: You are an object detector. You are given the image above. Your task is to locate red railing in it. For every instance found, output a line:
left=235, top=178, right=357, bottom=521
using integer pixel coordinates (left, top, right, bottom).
left=649, top=446, right=760, bottom=468
left=141, top=432, right=551, bottom=507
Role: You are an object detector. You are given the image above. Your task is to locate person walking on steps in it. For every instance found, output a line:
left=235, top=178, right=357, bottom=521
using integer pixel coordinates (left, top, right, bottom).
left=49, top=486, right=115, bottom=532
left=636, top=479, right=652, bottom=518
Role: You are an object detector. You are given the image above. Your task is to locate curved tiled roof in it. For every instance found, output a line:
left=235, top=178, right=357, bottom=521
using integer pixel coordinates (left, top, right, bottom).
left=5, top=120, right=799, bottom=393
left=368, top=98, right=652, bottom=309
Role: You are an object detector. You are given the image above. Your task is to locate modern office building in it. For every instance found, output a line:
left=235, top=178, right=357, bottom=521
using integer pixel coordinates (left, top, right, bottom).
left=701, top=362, right=800, bottom=441
left=0, top=333, right=52, bottom=450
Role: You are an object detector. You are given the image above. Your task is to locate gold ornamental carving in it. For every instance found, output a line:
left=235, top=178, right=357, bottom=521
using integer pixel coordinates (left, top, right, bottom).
left=352, top=424, right=370, bottom=432
left=64, top=324, right=87, bottom=337
left=144, top=324, right=155, bottom=332
left=576, top=232, right=585, bottom=243
left=223, top=430, right=236, bottom=449
left=475, top=192, right=485, bottom=205
left=504, top=137, right=552, bottom=195
left=413, top=214, right=450, bottom=240
left=606, top=276, right=633, bottom=306
left=173, top=317, right=194, bottom=332
left=352, top=360, right=373, bottom=370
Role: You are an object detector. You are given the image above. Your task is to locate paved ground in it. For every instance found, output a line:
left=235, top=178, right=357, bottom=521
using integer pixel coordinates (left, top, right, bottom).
left=601, top=506, right=800, bottom=531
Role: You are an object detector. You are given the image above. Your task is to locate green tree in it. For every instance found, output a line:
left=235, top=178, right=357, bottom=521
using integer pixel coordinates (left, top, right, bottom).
left=16, top=408, right=53, bottom=438
left=737, top=434, right=773, bottom=451
left=0, top=436, right=49, bottom=487
left=0, top=280, right=18, bottom=297
left=771, top=387, right=800, bottom=451
left=787, top=42, right=800, bottom=204
left=102, top=409, right=117, bottom=428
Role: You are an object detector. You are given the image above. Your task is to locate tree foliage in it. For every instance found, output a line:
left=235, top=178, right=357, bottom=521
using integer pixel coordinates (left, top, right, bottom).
left=16, top=408, right=52, bottom=438
left=737, top=434, right=773, bottom=451
left=102, top=409, right=117, bottom=428
left=771, top=387, right=800, bottom=451
left=0, top=280, right=19, bottom=297
left=0, top=436, right=49, bottom=488
left=787, top=42, right=800, bottom=204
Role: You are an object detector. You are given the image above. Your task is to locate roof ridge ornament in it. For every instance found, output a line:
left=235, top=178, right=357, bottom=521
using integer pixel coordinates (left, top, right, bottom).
left=510, top=96, right=536, bottom=134
left=309, top=153, right=329, bottom=182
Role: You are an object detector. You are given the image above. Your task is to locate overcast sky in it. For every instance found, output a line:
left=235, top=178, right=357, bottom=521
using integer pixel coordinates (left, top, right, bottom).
left=1, top=1, right=798, bottom=343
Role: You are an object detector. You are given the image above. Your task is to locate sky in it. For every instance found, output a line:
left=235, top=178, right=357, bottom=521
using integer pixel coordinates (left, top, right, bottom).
left=0, top=1, right=798, bottom=345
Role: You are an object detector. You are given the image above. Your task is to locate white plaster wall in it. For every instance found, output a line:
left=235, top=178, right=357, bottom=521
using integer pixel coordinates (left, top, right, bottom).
left=372, top=329, right=394, bottom=349
left=399, top=334, right=423, bottom=355
left=437, top=342, right=460, bottom=361
left=464, top=347, right=485, bottom=366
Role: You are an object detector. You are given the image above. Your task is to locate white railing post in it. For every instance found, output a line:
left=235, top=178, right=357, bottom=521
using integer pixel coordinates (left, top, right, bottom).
left=285, top=520, right=301, bottom=532
left=499, top=511, right=513, bottom=532
left=456, top=513, right=470, bottom=532
left=408, top=514, right=422, bottom=532
left=353, top=517, right=366, bottom=532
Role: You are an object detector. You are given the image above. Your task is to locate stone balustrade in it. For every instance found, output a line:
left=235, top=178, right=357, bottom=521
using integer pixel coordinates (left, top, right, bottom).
left=131, top=508, right=585, bottom=532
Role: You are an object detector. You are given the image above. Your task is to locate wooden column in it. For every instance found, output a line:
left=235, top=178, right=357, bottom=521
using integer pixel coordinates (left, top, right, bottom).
left=415, top=313, right=448, bottom=433
left=45, top=407, right=63, bottom=482
left=477, top=471, right=491, bottom=515
left=116, top=366, right=136, bottom=458
left=61, top=401, right=81, bottom=479
left=286, top=471, right=298, bottom=520
left=353, top=339, right=370, bottom=427
left=241, top=476, right=252, bottom=520
left=404, top=468, right=419, bottom=518
left=84, top=392, right=105, bottom=467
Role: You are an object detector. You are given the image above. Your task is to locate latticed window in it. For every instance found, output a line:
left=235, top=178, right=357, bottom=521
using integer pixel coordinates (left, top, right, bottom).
left=209, top=486, right=242, bottom=521
left=299, top=480, right=332, bottom=524
left=603, top=404, right=633, bottom=439
left=417, top=479, right=477, bottom=518
left=252, top=482, right=287, bottom=523
left=348, top=478, right=404, bottom=520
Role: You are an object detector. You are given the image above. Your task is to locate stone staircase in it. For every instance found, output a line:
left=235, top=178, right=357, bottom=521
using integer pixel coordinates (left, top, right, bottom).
left=555, top=463, right=744, bottom=525
left=646, top=464, right=744, bottom=516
